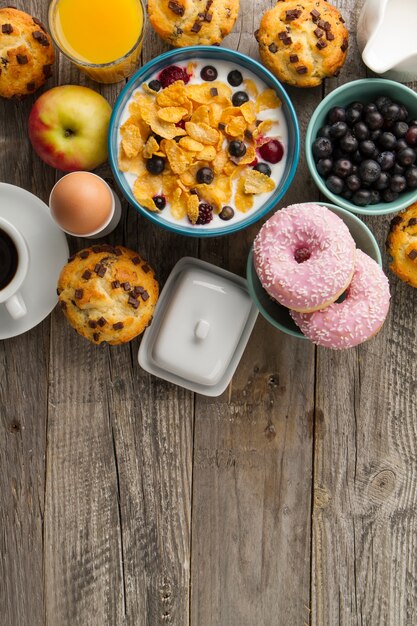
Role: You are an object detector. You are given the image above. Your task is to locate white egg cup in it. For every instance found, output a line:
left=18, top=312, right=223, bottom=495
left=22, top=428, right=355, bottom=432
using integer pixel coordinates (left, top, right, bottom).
left=49, top=172, right=122, bottom=239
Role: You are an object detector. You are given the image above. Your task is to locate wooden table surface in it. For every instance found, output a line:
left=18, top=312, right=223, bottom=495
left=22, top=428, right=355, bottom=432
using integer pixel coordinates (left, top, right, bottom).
left=1, top=1, right=416, bottom=624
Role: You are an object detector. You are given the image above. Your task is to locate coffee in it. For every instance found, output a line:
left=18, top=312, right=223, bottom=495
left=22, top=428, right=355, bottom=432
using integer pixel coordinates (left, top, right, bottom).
left=0, top=228, right=18, bottom=290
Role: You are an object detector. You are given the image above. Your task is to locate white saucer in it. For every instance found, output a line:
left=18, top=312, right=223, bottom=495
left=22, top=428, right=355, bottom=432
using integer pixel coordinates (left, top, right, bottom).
left=0, top=183, right=69, bottom=340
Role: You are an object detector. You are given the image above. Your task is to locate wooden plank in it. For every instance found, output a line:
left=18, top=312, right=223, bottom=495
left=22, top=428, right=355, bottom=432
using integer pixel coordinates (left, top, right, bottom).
left=0, top=2, right=55, bottom=624
left=190, top=2, right=320, bottom=623
left=313, top=1, right=417, bottom=624
left=44, top=16, right=196, bottom=626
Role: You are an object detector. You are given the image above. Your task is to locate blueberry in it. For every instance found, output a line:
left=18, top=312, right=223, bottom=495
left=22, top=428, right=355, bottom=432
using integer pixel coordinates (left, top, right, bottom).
left=377, top=151, right=395, bottom=171
left=346, top=106, right=362, bottom=125
left=370, top=129, right=382, bottom=143
left=148, top=79, right=161, bottom=92
left=253, top=162, right=272, bottom=176
left=359, top=159, right=381, bottom=183
left=369, top=190, right=381, bottom=204
left=352, top=189, right=372, bottom=206
left=330, top=121, right=348, bottom=139
left=409, top=120, right=417, bottom=127
left=312, top=137, right=333, bottom=159
left=405, top=126, right=417, bottom=147
left=393, top=163, right=405, bottom=176
left=346, top=174, right=361, bottom=191
left=200, top=65, right=218, bottom=81
left=219, top=206, right=235, bottom=220
left=383, top=103, right=401, bottom=122
left=227, top=70, right=243, bottom=86
left=375, top=96, right=392, bottom=112
left=363, top=103, right=378, bottom=115
left=333, top=158, right=353, bottom=178
left=228, top=140, right=247, bottom=157
left=146, top=155, right=165, bottom=174
left=341, top=189, right=353, bottom=200
left=378, top=132, right=397, bottom=151
left=383, top=189, right=399, bottom=203
left=398, top=105, right=409, bottom=122
left=350, top=101, right=364, bottom=113
left=196, top=167, right=214, bottom=184
left=316, top=158, right=333, bottom=177
left=232, top=91, right=249, bottom=107
left=405, top=166, right=417, bottom=189
left=152, top=195, right=166, bottom=209
left=339, top=133, right=358, bottom=153
left=366, top=111, right=384, bottom=130
left=353, top=121, right=369, bottom=141
left=326, top=175, right=345, bottom=194
left=374, top=172, right=390, bottom=191
left=359, top=140, right=376, bottom=157
left=390, top=174, right=407, bottom=193
left=395, top=138, right=408, bottom=152
left=397, top=148, right=416, bottom=167
left=328, top=106, right=346, bottom=123
left=392, top=121, right=409, bottom=138
left=317, top=125, right=332, bottom=139
left=352, top=150, right=362, bottom=164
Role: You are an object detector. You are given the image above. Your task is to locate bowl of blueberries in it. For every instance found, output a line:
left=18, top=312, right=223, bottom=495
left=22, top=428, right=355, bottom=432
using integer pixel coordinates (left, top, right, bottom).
left=306, top=78, right=417, bottom=215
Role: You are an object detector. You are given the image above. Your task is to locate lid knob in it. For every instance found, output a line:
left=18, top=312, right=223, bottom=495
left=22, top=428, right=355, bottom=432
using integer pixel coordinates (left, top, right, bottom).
left=195, top=319, right=210, bottom=340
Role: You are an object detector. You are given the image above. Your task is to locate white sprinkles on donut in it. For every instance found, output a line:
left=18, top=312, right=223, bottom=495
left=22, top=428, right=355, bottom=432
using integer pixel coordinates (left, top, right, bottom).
left=291, top=249, right=391, bottom=349
left=253, top=203, right=356, bottom=312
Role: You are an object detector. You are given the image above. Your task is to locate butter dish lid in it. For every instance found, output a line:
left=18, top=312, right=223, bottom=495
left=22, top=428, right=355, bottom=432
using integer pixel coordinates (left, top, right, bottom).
left=138, top=257, right=258, bottom=396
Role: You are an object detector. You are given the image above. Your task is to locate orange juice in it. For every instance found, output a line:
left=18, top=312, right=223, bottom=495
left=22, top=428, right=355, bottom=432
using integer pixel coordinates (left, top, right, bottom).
left=49, top=0, right=144, bottom=83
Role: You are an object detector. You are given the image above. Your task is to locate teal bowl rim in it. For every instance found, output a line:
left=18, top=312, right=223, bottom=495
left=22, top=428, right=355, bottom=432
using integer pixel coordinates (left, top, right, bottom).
left=305, top=78, right=417, bottom=216
left=108, top=45, right=300, bottom=238
left=246, top=201, right=382, bottom=339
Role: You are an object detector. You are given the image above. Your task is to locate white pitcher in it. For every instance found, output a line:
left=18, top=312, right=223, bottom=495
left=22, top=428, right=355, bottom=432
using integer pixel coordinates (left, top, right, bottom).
left=357, top=0, right=417, bottom=82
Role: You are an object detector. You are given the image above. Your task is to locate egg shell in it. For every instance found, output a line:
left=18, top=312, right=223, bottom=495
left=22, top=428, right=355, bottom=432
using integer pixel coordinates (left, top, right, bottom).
left=50, top=172, right=113, bottom=235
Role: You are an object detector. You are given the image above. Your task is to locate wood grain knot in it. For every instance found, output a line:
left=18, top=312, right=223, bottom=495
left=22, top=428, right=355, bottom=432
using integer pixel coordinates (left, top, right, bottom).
left=8, top=420, right=21, bottom=433
left=268, top=374, right=279, bottom=387
left=264, top=422, right=276, bottom=441
left=368, top=470, right=396, bottom=501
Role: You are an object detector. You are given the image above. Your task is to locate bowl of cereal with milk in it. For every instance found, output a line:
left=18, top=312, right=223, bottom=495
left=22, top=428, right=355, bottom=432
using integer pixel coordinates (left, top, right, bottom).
left=109, top=46, right=300, bottom=236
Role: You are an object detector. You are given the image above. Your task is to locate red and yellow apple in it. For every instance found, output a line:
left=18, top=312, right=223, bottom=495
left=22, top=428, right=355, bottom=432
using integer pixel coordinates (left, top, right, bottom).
left=28, top=85, right=112, bottom=172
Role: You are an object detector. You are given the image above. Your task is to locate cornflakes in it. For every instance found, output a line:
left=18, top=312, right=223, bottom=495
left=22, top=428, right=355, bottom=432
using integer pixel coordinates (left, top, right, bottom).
left=117, top=62, right=284, bottom=226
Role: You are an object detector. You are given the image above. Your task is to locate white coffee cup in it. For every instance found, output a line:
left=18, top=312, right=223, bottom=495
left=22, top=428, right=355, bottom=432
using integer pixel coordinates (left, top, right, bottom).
left=0, top=217, right=29, bottom=319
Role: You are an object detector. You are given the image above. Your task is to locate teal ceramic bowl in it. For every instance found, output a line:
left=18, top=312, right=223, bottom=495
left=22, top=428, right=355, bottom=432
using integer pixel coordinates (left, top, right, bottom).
left=306, top=79, right=417, bottom=216
left=246, top=202, right=382, bottom=339
left=109, top=46, right=300, bottom=238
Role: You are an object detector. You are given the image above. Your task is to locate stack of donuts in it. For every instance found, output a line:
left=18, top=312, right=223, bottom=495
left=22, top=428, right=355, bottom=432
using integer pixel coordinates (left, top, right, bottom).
left=253, top=203, right=391, bottom=349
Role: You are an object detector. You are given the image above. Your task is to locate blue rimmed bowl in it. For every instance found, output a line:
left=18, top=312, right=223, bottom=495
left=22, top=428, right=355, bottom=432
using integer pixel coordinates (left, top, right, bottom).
left=246, top=202, right=382, bottom=339
left=306, top=78, right=417, bottom=216
left=108, top=46, right=300, bottom=237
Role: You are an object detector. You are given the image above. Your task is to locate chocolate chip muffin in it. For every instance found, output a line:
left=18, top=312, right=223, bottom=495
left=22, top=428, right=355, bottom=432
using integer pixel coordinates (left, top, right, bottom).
left=256, top=0, right=348, bottom=88
left=387, top=203, right=417, bottom=288
left=0, top=7, right=55, bottom=99
left=147, top=0, right=239, bottom=47
left=57, top=245, right=159, bottom=345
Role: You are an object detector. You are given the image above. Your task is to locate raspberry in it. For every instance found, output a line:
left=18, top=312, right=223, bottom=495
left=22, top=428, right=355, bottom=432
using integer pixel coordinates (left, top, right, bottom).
left=196, top=203, right=213, bottom=225
left=158, top=65, right=190, bottom=88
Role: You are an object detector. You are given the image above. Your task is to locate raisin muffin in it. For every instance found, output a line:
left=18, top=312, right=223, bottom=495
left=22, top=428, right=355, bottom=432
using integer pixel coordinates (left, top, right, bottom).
left=57, top=245, right=159, bottom=345
left=256, top=0, right=348, bottom=88
left=147, top=0, right=239, bottom=47
left=0, top=7, right=55, bottom=99
left=386, top=204, right=417, bottom=288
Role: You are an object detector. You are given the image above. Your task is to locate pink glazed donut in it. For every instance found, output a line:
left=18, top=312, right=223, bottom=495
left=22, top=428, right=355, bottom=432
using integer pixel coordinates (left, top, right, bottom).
left=291, top=250, right=390, bottom=349
left=253, top=203, right=356, bottom=312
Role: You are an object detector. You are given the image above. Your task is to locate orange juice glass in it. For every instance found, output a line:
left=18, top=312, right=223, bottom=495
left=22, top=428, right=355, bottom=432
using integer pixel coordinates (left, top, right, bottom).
left=48, top=0, right=145, bottom=84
